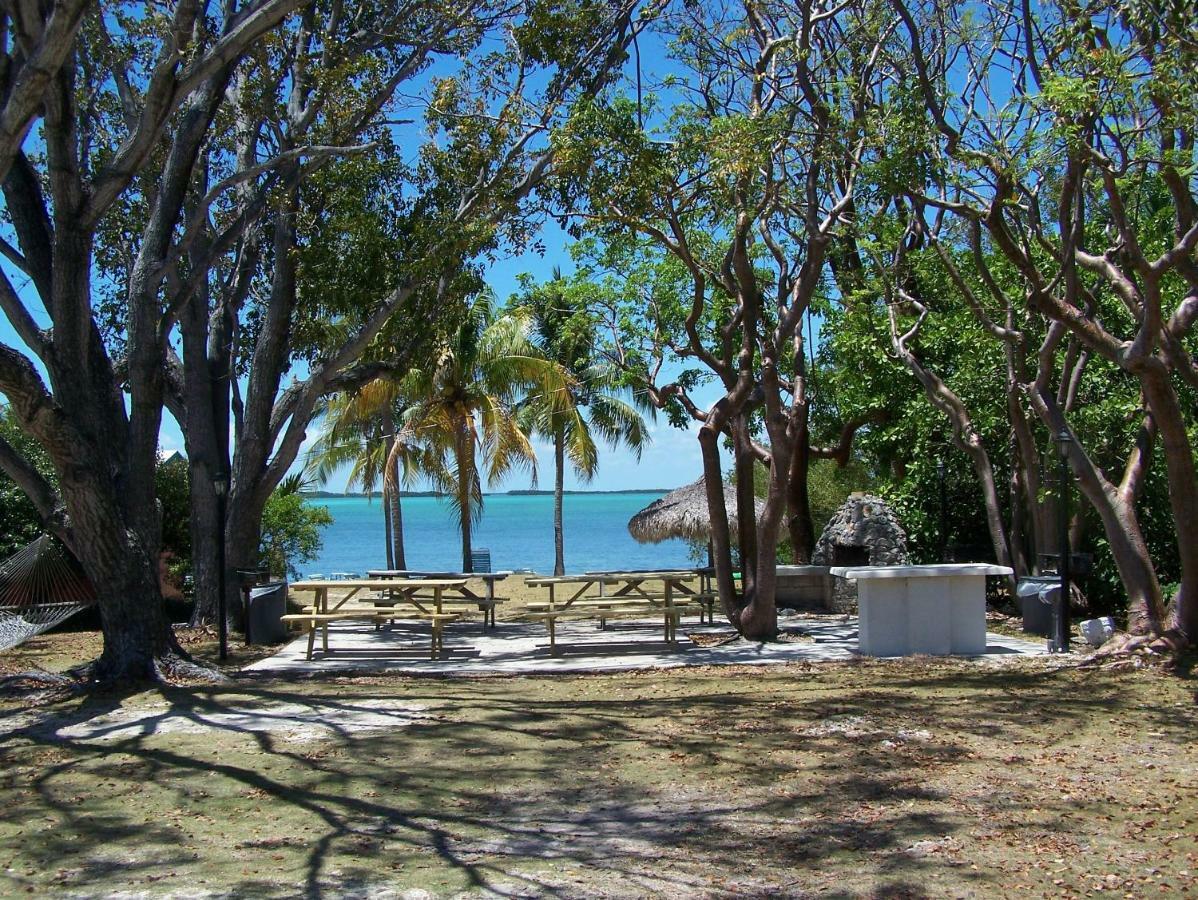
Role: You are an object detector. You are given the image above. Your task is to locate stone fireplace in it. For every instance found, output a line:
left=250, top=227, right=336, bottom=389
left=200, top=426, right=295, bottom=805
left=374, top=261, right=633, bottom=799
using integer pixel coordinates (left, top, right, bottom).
left=811, top=493, right=910, bottom=612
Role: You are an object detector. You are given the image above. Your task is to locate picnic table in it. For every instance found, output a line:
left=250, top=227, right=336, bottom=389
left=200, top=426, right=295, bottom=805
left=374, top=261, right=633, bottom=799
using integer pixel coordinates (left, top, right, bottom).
left=283, top=577, right=468, bottom=660
left=523, top=570, right=710, bottom=652
left=365, top=570, right=509, bottom=628
left=585, top=567, right=717, bottom=614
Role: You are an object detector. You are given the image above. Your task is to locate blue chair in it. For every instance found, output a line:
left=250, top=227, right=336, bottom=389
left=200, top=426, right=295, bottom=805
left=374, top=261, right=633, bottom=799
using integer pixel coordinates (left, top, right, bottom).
left=469, top=549, right=491, bottom=574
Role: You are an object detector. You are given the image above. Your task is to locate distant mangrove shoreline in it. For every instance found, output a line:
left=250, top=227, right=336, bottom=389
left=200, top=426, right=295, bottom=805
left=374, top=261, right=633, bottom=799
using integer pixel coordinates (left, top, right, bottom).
left=299, top=488, right=670, bottom=499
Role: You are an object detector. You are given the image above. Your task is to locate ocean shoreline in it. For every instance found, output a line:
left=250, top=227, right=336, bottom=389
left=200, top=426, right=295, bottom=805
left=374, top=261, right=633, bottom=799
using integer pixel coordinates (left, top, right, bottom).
left=301, top=491, right=695, bottom=576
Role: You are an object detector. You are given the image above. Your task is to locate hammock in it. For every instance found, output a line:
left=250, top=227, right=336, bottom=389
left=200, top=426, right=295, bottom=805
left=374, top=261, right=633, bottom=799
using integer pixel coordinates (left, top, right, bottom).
left=0, top=535, right=97, bottom=652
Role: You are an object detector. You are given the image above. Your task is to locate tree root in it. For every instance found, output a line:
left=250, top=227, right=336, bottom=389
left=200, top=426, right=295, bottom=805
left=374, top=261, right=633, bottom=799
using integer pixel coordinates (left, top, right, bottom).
left=1082, top=629, right=1190, bottom=670
left=153, top=653, right=229, bottom=685
left=72, top=651, right=229, bottom=687
left=0, top=670, right=85, bottom=704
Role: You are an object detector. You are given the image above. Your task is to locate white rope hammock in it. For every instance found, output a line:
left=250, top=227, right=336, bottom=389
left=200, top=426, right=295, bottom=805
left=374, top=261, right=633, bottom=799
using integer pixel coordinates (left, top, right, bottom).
left=0, top=535, right=97, bottom=652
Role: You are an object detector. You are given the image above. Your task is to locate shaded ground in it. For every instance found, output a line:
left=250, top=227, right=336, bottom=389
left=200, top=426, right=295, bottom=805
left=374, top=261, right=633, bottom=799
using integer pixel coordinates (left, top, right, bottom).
left=243, top=616, right=1043, bottom=676
left=0, top=653, right=1195, bottom=898
left=0, top=627, right=276, bottom=678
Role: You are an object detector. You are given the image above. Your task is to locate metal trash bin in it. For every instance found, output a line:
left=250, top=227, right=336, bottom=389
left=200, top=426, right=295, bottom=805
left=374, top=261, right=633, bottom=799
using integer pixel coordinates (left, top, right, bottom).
left=246, top=581, right=288, bottom=644
left=1016, top=576, right=1060, bottom=636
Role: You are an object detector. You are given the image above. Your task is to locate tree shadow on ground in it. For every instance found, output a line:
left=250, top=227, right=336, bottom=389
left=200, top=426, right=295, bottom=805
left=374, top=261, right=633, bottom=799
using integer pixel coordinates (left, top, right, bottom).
left=0, top=660, right=1193, bottom=897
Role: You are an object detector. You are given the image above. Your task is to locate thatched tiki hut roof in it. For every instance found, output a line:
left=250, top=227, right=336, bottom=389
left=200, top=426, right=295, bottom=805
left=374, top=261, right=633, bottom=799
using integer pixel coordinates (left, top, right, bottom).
left=627, top=476, right=763, bottom=544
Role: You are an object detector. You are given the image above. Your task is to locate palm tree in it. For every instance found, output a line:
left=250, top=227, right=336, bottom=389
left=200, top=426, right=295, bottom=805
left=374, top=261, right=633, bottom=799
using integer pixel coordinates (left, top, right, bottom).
left=305, top=381, right=435, bottom=569
left=515, top=272, right=653, bottom=575
left=395, top=292, right=571, bottom=572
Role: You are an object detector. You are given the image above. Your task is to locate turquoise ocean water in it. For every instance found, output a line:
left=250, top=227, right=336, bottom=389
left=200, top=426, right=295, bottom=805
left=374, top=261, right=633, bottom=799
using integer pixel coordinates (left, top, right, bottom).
left=301, top=492, right=694, bottom=576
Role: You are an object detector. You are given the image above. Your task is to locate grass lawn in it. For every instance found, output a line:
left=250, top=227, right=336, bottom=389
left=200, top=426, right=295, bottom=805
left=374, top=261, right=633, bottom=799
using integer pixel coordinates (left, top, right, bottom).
left=0, top=627, right=1195, bottom=898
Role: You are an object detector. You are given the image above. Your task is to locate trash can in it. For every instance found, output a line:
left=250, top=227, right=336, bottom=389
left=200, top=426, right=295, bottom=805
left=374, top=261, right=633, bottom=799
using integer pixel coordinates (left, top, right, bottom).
left=1016, top=576, right=1060, bottom=636
left=246, top=581, right=288, bottom=644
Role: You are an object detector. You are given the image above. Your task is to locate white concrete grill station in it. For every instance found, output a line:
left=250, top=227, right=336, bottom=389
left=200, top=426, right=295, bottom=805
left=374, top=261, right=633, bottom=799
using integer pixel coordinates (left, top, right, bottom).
left=829, top=563, right=1014, bottom=657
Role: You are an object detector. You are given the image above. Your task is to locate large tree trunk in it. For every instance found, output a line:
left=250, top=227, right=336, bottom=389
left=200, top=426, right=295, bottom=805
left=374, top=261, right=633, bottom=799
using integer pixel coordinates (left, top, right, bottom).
left=224, top=489, right=267, bottom=624
left=741, top=427, right=791, bottom=641
left=699, top=421, right=739, bottom=624
left=0, top=245, right=199, bottom=682
left=56, top=460, right=199, bottom=680
left=178, top=190, right=234, bottom=626
left=1027, top=386, right=1165, bottom=634
left=553, top=428, right=566, bottom=576
left=786, top=416, right=815, bottom=564
left=1137, top=365, right=1198, bottom=645
left=732, top=417, right=758, bottom=600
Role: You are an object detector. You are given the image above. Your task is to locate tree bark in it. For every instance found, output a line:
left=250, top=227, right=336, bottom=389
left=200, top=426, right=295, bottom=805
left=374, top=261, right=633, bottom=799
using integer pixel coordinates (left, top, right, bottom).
left=383, top=484, right=394, bottom=570
left=732, top=416, right=758, bottom=600
left=786, top=415, right=815, bottom=564
left=457, top=426, right=474, bottom=573
left=380, top=406, right=405, bottom=569
left=699, top=422, right=740, bottom=624
left=1136, top=365, right=1198, bottom=644
left=553, top=428, right=566, bottom=576
left=1026, top=385, right=1165, bottom=634
left=889, top=305, right=1016, bottom=581
left=390, top=487, right=406, bottom=570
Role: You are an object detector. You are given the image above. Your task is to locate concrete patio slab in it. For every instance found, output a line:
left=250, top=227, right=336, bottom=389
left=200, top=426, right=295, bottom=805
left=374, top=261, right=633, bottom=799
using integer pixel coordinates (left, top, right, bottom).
left=243, top=613, right=1047, bottom=676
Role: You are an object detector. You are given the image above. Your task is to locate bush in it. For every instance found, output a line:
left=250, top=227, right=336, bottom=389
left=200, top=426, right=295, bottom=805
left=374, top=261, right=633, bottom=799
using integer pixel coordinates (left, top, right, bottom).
left=259, top=484, right=333, bottom=579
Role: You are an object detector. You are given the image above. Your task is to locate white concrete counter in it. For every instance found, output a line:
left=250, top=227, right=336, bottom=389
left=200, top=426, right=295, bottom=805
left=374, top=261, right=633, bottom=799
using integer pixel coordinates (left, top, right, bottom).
left=829, top=564, right=1013, bottom=656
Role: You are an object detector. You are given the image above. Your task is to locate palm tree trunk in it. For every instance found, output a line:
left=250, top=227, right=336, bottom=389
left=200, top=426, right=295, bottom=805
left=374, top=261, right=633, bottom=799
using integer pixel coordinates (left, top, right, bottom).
left=383, top=488, right=394, bottom=569
left=390, top=488, right=406, bottom=570
left=381, top=407, right=405, bottom=569
left=457, top=427, right=473, bottom=572
left=554, top=428, right=566, bottom=576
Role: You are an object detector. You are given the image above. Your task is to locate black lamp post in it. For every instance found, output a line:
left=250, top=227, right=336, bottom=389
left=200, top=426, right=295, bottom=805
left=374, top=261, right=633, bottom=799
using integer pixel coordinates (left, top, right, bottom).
left=213, top=474, right=229, bottom=662
left=1054, top=429, right=1072, bottom=653
left=936, top=459, right=948, bottom=563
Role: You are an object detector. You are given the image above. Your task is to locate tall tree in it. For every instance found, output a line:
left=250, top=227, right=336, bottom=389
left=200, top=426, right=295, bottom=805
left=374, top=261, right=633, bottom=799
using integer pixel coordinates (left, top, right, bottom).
left=306, top=381, right=439, bottom=569
left=513, top=270, right=652, bottom=575
left=553, top=0, right=899, bottom=636
left=0, top=1, right=308, bottom=680
left=397, top=294, right=569, bottom=571
left=169, top=0, right=653, bottom=627
left=893, top=0, right=1198, bottom=648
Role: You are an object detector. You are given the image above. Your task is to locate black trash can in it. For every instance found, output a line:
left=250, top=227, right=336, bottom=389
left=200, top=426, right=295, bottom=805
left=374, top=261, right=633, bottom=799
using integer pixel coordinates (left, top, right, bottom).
left=1016, top=576, right=1060, bottom=636
left=246, top=581, right=288, bottom=645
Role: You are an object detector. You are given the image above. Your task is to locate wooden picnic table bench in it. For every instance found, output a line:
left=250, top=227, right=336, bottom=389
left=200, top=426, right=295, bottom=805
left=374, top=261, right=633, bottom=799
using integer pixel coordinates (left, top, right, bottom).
left=287, top=578, right=469, bottom=660
left=366, top=570, right=510, bottom=628
left=523, top=571, right=701, bottom=651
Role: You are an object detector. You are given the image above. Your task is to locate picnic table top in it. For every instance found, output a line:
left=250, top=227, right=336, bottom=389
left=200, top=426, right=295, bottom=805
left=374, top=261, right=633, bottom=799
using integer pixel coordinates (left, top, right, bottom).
left=584, top=567, right=711, bottom=576
left=365, top=569, right=510, bottom=581
left=290, top=577, right=468, bottom=590
left=525, top=571, right=697, bottom=586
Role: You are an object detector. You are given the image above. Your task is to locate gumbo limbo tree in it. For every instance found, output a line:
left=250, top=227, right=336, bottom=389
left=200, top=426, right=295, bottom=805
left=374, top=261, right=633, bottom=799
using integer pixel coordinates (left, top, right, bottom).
left=891, top=0, right=1198, bottom=648
left=552, top=0, right=900, bottom=637
left=0, top=0, right=650, bottom=680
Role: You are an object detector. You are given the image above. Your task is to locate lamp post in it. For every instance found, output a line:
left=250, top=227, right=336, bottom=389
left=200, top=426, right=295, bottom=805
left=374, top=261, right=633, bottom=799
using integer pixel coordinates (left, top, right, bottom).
left=936, top=459, right=948, bottom=563
left=213, top=474, right=229, bottom=662
left=1054, top=429, right=1072, bottom=653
